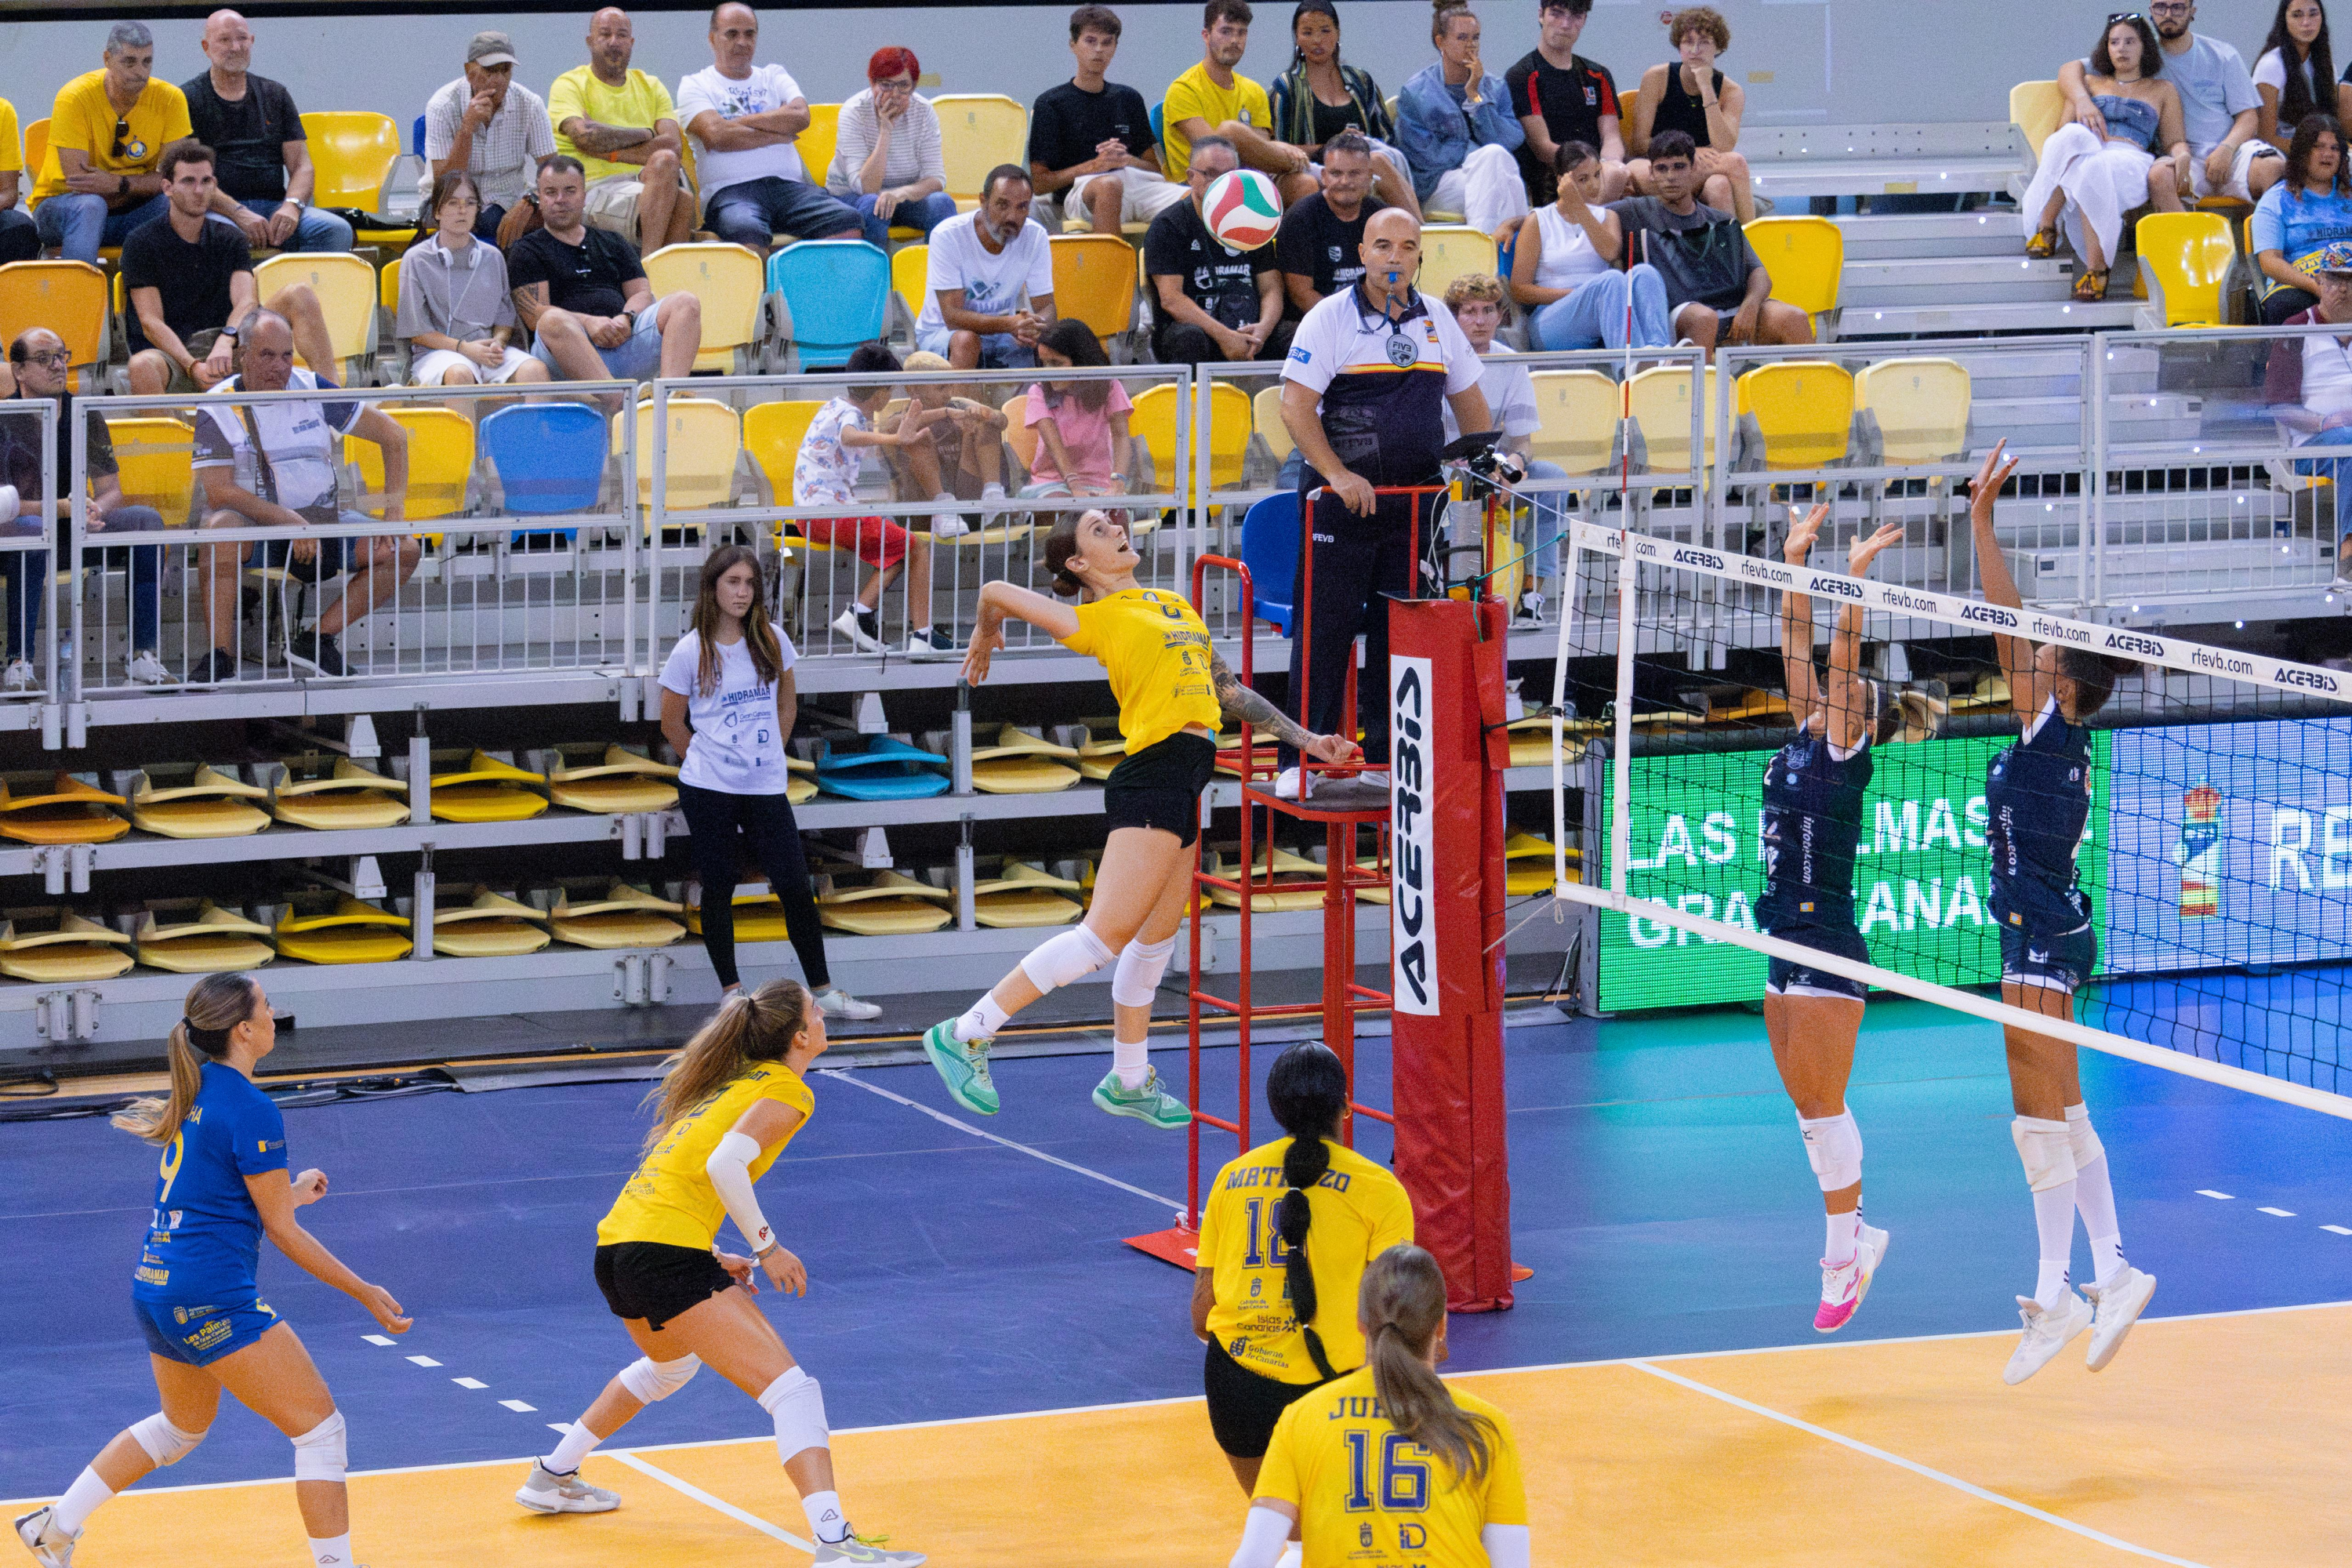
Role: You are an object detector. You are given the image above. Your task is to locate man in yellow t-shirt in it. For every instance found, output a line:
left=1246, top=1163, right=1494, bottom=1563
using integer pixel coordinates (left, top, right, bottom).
left=548, top=7, right=696, bottom=252
left=33, top=22, right=194, bottom=264
left=0, top=98, right=38, bottom=263
left=1163, top=0, right=1314, bottom=205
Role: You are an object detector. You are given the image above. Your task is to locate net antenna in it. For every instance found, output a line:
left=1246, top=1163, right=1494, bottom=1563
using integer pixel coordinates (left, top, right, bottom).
left=1550, top=518, right=2352, bottom=1121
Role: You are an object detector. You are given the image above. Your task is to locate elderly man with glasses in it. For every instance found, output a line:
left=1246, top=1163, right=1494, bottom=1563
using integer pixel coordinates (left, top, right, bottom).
left=31, top=21, right=194, bottom=264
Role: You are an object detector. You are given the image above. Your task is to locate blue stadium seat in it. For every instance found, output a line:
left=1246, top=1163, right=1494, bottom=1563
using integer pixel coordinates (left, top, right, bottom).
left=483, top=402, right=606, bottom=545
left=766, top=239, right=890, bottom=371
left=1238, top=492, right=1299, bottom=635
left=412, top=114, right=425, bottom=157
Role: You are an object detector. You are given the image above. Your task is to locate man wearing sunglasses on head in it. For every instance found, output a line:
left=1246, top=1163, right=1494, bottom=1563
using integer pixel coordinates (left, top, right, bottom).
left=2060, top=3, right=2281, bottom=203
left=31, top=21, right=194, bottom=265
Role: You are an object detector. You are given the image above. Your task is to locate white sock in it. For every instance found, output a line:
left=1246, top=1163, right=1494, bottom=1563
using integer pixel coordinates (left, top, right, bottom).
left=801, top=1488, right=848, bottom=1544
left=2033, top=1180, right=2078, bottom=1309
left=308, top=1534, right=354, bottom=1568
left=1111, top=1036, right=1149, bottom=1089
left=953, top=994, right=1008, bottom=1044
left=1824, top=1208, right=1859, bottom=1268
left=51, top=1466, right=114, bottom=1536
left=2065, top=1105, right=2126, bottom=1284
left=543, top=1421, right=601, bottom=1475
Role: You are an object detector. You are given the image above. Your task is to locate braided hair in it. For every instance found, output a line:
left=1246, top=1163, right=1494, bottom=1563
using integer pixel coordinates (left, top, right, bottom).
left=1266, top=1042, right=1351, bottom=1379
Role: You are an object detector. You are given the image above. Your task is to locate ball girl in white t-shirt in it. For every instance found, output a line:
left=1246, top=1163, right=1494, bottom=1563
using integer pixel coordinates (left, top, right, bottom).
left=659, top=546, right=879, bottom=1018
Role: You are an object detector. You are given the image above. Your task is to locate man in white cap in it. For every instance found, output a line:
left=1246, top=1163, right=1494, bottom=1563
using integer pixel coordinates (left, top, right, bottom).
left=423, top=29, right=556, bottom=240
left=2266, top=238, right=2352, bottom=570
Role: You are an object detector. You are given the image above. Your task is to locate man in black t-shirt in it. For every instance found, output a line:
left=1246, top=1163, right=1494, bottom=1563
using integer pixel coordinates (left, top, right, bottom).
left=509, top=155, right=702, bottom=383
left=1606, top=132, right=1809, bottom=354
left=1143, top=136, right=1288, bottom=366
left=1273, top=129, right=1386, bottom=317
left=183, top=10, right=353, bottom=252
left=1505, top=0, right=1627, bottom=205
left=1029, top=4, right=1187, bottom=235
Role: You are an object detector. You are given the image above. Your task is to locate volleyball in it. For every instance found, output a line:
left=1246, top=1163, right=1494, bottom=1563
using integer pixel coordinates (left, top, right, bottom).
left=1203, top=169, right=1283, bottom=251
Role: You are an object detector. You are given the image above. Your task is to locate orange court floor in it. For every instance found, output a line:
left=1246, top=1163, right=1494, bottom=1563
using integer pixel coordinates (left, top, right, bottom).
left=13, top=1299, right=2341, bottom=1568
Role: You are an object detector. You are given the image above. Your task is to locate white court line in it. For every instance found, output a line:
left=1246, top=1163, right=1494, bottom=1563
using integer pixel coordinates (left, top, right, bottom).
left=452, top=1377, right=488, bottom=1390
left=405, top=1355, right=441, bottom=1367
left=1627, top=1360, right=2212, bottom=1567
left=2324, top=1225, right=2352, bottom=1236
left=606, top=1450, right=815, bottom=1557
left=819, top=1066, right=1183, bottom=1211
left=2195, top=1189, right=2234, bottom=1200
left=499, top=1399, right=536, bottom=1413
left=361, top=1334, right=395, bottom=1346
left=2257, top=1207, right=2298, bottom=1218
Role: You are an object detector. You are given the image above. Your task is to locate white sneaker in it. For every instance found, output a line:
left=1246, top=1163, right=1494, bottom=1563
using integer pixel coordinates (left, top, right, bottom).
left=1, top=658, right=31, bottom=692
left=814, top=984, right=882, bottom=1020
left=903, top=626, right=957, bottom=661
left=811, top=1527, right=926, bottom=1566
left=124, top=649, right=169, bottom=686
left=1813, top=1222, right=1888, bottom=1334
left=514, top=1460, right=620, bottom=1514
left=928, top=513, right=971, bottom=539
left=832, top=608, right=883, bottom=653
left=1273, top=766, right=1302, bottom=800
left=13, top=1505, right=76, bottom=1568
left=2081, top=1264, right=2156, bottom=1371
left=2002, top=1290, right=2093, bottom=1385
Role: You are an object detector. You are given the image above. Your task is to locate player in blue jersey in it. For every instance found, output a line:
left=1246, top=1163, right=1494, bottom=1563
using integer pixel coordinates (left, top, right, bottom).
left=1761, top=504, right=1940, bottom=1334
left=13, top=973, right=410, bottom=1568
left=1969, top=441, right=2158, bottom=1386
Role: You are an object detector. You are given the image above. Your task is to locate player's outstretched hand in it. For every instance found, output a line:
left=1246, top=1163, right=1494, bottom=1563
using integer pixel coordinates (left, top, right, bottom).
left=760, top=1245, right=808, bottom=1298
left=1783, top=502, right=1828, bottom=565
left=1969, top=438, right=2018, bottom=528
left=1847, top=521, right=1906, bottom=579
left=358, top=1283, right=412, bottom=1334
left=716, top=1250, right=760, bottom=1293
left=961, top=622, right=1003, bottom=688
left=1305, top=732, right=1361, bottom=766
left=290, top=1168, right=328, bottom=1207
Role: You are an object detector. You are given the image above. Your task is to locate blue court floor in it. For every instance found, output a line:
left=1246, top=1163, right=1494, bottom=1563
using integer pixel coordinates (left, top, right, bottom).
left=5, top=996, right=2350, bottom=1496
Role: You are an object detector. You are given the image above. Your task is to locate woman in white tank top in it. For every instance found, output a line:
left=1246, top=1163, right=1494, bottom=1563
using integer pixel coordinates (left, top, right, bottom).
left=1507, top=140, right=1674, bottom=350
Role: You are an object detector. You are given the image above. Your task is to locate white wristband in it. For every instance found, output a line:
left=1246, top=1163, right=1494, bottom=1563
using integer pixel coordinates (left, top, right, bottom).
left=704, top=1131, right=777, bottom=1253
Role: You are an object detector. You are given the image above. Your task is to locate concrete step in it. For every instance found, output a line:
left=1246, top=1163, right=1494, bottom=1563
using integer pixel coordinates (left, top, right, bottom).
left=2009, top=536, right=2330, bottom=605
left=1839, top=255, right=2077, bottom=308
left=1838, top=298, right=2141, bottom=338
left=1751, top=154, right=2017, bottom=201
left=1831, top=210, right=2031, bottom=260
left=1972, top=392, right=2201, bottom=451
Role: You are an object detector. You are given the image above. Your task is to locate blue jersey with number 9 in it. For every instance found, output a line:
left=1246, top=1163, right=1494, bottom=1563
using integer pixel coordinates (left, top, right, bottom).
left=132, top=1062, right=287, bottom=1303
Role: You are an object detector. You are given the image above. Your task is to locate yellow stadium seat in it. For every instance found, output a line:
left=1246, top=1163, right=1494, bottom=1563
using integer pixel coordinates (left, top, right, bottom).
left=891, top=243, right=927, bottom=338
left=1745, top=216, right=1843, bottom=336
left=1625, top=364, right=1716, bottom=474
left=350, top=405, right=475, bottom=521
left=297, top=111, right=416, bottom=248
left=1417, top=225, right=1497, bottom=303
left=252, top=252, right=376, bottom=380
left=2010, top=81, right=2066, bottom=164
left=1853, top=358, right=1971, bottom=469
left=931, top=94, right=1029, bottom=209
left=1049, top=233, right=1138, bottom=343
left=1735, top=361, right=1854, bottom=470
left=798, top=103, right=840, bottom=193
left=0, top=261, right=107, bottom=372
left=644, top=241, right=766, bottom=372
left=616, top=397, right=741, bottom=523
left=1526, top=369, right=1621, bottom=475
left=1003, top=394, right=1039, bottom=474
left=1130, top=381, right=1250, bottom=505
left=2135, top=211, right=2235, bottom=328
left=104, top=417, right=196, bottom=524
left=1254, top=384, right=1292, bottom=463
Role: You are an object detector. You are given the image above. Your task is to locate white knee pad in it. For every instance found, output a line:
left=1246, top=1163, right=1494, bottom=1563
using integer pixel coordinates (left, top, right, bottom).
left=1110, top=935, right=1177, bottom=1009
left=2011, top=1116, right=2078, bottom=1193
left=1795, top=1110, right=1863, bottom=1192
left=129, top=1412, right=207, bottom=1466
left=1019, top=926, right=1115, bottom=996
left=756, top=1367, right=830, bottom=1462
left=2063, top=1104, right=2106, bottom=1171
left=617, top=1353, right=701, bottom=1403
left=289, top=1410, right=347, bottom=1484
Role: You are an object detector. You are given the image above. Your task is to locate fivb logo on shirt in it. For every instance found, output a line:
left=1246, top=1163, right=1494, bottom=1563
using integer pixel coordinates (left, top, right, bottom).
left=1390, top=654, right=1437, bottom=1015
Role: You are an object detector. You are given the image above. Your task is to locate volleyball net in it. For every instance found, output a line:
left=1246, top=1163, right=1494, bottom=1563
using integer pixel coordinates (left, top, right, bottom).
left=1542, top=518, right=2352, bottom=1118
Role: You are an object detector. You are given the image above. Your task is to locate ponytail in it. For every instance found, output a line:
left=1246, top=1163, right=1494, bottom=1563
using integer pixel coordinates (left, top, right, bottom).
left=644, top=978, right=811, bottom=1149
left=1266, top=1042, right=1350, bottom=1381
left=114, top=973, right=258, bottom=1145
left=1361, top=1244, right=1496, bottom=1485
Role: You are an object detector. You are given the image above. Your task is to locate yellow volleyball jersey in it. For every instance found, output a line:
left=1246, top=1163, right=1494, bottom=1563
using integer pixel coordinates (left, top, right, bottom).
left=1255, top=1367, right=1527, bottom=1568
left=1061, top=588, right=1222, bottom=755
left=597, top=1062, right=815, bottom=1250
left=1198, top=1137, right=1415, bottom=1383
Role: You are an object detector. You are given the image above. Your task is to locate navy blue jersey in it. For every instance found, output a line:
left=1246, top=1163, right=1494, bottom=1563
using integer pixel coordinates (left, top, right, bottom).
left=1987, top=699, right=2094, bottom=935
left=132, top=1061, right=288, bottom=1303
left=1757, top=722, right=1873, bottom=932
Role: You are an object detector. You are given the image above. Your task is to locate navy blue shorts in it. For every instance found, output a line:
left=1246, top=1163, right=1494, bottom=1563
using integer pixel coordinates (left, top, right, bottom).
left=1765, top=923, right=1870, bottom=1001
left=2000, top=921, right=2097, bottom=994
left=136, top=1294, right=281, bottom=1366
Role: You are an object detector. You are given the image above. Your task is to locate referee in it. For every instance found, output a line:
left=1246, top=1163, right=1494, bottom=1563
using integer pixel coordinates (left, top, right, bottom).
left=1276, top=208, right=1494, bottom=796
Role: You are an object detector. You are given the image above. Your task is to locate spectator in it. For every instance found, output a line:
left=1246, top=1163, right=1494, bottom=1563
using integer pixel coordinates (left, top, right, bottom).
left=880, top=350, right=1008, bottom=530
left=790, top=341, right=952, bottom=659
left=0, top=328, right=168, bottom=692
left=122, top=140, right=341, bottom=397
left=1164, top=0, right=1316, bottom=206
left=191, top=308, right=417, bottom=684
left=506, top=156, right=703, bottom=384
left=2024, top=16, right=2188, bottom=304
left=1018, top=319, right=1139, bottom=499
left=1030, top=5, right=1185, bottom=236
left=1509, top=140, right=1670, bottom=349
left=1609, top=130, right=1811, bottom=354
left=1507, top=0, right=1628, bottom=206
left=549, top=7, right=696, bottom=254
left=1626, top=7, right=1754, bottom=223
left=2255, top=0, right=2345, bottom=153
left=0, top=98, right=37, bottom=263
left=829, top=48, right=958, bottom=249
left=397, top=172, right=551, bottom=405
left=1145, top=136, right=1289, bottom=365
left=183, top=9, right=352, bottom=254
left=2253, top=114, right=2352, bottom=321
left=31, top=23, right=191, bottom=265
left=915, top=166, right=1058, bottom=370
left=1439, top=274, right=1556, bottom=621
left=1275, top=128, right=1386, bottom=316
left=423, top=31, right=557, bottom=242
left=2060, top=0, right=2281, bottom=204
left=1394, top=6, right=1530, bottom=240
left=2263, top=240, right=2352, bottom=569
left=1268, top=1, right=1417, bottom=217
left=677, top=2, right=862, bottom=256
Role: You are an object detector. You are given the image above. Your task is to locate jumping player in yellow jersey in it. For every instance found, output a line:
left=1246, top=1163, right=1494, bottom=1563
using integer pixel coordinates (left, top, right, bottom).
left=1229, top=1245, right=1530, bottom=1568
left=516, top=980, right=925, bottom=1566
left=1194, top=1044, right=1414, bottom=1555
left=920, top=510, right=1359, bottom=1124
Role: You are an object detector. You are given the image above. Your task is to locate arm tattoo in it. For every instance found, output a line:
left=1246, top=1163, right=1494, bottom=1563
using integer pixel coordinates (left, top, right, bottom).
left=510, top=282, right=547, bottom=328
left=573, top=122, right=653, bottom=154
left=1210, top=649, right=1316, bottom=750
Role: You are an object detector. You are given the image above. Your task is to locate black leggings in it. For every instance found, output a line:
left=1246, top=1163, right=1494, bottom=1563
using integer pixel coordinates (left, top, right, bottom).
left=677, top=780, right=831, bottom=991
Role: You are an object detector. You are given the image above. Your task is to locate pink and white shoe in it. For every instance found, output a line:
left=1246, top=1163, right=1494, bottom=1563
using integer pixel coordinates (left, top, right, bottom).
left=1813, top=1222, right=1889, bottom=1333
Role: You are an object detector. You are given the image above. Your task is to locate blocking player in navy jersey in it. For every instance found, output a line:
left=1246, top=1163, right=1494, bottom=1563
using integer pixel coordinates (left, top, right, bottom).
left=1969, top=440, right=2158, bottom=1385
left=15, top=973, right=410, bottom=1568
left=1760, top=504, right=1938, bottom=1334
